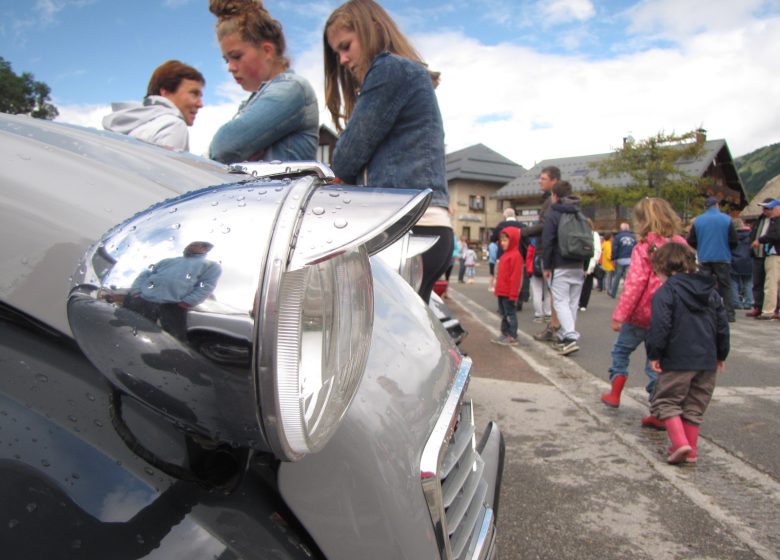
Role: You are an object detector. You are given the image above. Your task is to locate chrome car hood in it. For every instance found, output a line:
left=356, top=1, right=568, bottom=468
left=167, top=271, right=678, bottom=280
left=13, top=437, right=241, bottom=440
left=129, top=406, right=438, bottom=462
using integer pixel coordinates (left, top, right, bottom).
left=0, top=114, right=235, bottom=336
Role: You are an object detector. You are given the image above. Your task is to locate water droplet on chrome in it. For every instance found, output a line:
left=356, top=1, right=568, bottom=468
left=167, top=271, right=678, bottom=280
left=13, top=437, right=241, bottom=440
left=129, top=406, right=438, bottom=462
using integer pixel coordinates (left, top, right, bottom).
left=312, top=207, right=325, bottom=216
left=333, top=218, right=348, bottom=229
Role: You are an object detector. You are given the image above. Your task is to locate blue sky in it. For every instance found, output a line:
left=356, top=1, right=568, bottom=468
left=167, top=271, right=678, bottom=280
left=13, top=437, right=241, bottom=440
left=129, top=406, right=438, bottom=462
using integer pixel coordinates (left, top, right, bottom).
left=2, top=0, right=780, bottom=168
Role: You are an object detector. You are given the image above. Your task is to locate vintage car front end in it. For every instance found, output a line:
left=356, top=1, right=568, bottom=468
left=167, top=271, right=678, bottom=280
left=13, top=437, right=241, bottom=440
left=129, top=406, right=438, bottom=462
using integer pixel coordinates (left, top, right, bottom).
left=0, top=113, right=503, bottom=559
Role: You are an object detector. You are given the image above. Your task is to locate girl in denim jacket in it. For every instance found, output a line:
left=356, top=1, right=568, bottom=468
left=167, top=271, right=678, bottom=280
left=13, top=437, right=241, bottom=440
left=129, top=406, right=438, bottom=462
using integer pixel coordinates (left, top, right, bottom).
left=324, top=0, right=453, bottom=303
left=208, top=0, right=318, bottom=164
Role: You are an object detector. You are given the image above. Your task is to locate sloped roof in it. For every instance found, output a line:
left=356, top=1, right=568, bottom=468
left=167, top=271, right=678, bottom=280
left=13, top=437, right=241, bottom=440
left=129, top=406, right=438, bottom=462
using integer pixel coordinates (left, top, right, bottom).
left=494, top=139, right=743, bottom=202
left=446, top=143, right=525, bottom=184
left=741, top=174, right=780, bottom=219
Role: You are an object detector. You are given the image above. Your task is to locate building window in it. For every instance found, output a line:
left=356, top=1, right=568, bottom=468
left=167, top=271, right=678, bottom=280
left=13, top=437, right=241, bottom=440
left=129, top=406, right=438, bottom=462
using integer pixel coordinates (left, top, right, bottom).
left=468, top=195, right=485, bottom=211
left=462, top=226, right=471, bottom=241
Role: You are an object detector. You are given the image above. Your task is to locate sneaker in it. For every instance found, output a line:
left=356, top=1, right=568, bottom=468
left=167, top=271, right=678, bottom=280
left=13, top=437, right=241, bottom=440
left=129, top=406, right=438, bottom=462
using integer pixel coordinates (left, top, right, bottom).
left=543, top=315, right=552, bottom=322
left=745, top=308, right=760, bottom=317
left=533, top=316, right=544, bottom=323
left=553, top=338, right=579, bottom=355
left=533, top=324, right=556, bottom=342
left=756, top=313, right=775, bottom=320
left=579, top=307, right=587, bottom=312
left=491, top=335, right=518, bottom=346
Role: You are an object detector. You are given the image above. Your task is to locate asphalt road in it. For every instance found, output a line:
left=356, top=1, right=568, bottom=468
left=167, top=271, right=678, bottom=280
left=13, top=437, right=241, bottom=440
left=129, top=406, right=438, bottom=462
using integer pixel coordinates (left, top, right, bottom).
left=446, top=268, right=780, bottom=560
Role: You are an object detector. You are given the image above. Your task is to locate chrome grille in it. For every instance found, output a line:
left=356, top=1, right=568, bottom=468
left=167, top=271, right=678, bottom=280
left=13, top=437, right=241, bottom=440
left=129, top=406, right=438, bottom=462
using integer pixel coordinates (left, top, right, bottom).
left=421, top=356, right=496, bottom=560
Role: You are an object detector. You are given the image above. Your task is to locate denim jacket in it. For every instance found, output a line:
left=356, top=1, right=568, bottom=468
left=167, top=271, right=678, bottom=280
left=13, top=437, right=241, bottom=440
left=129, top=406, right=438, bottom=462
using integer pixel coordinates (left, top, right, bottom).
left=331, top=53, right=449, bottom=209
left=209, top=71, right=319, bottom=164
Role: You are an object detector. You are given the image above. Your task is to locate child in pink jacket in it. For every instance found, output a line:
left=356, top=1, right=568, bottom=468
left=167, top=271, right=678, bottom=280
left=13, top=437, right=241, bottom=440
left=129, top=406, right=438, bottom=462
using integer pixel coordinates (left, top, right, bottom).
left=600, top=198, right=688, bottom=429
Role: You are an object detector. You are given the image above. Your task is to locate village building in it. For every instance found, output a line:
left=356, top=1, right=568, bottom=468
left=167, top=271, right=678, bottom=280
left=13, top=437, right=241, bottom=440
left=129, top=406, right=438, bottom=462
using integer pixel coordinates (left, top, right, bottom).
left=741, top=174, right=780, bottom=220
left=494, top=132, right=746, bottom=233
left=445, top=143, right=525, bottom=247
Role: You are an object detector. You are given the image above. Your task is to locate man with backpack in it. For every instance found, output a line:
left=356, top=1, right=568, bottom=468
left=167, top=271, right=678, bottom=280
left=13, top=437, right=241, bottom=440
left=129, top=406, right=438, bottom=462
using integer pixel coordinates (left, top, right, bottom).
left=541, top=180, right=594, bottom=355
left=522, top=165, right=561, bottom=340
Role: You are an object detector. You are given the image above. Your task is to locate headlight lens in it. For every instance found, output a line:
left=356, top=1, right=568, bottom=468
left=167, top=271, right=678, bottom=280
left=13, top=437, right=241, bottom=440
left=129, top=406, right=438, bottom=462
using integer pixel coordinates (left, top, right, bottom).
left=275, top=245, right=373, bottom=455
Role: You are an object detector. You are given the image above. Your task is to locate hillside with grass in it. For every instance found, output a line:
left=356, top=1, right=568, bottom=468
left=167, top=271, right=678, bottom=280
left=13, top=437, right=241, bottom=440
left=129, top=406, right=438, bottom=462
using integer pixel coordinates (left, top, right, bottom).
left=736, top=142, right=780, bottom=197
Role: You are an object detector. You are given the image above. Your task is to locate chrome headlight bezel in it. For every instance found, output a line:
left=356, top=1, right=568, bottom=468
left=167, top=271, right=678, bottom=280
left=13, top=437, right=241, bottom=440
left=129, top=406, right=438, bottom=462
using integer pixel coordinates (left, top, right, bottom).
left=255, top=178, right=378, bottom=460
left=67, top=167, right=432, bottom=462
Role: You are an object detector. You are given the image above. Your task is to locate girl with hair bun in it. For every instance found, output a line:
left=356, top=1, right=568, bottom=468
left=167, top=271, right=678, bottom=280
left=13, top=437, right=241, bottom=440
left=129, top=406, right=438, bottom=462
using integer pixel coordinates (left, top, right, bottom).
left=208, top=0, right=318, bottom=164
left=323, top=0, right=452, bottom=303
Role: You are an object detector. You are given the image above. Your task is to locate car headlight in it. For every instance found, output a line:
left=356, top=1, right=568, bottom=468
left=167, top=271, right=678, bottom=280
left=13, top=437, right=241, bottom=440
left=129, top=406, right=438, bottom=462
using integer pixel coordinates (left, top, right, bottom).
left=68, top=168, right=431, bottom=461
left=274, top=246, right=372, bottom=455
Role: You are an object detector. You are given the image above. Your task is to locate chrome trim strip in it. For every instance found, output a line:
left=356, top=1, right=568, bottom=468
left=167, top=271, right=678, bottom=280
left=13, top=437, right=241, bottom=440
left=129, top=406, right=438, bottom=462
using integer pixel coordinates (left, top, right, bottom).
left=472, top=507, right=496, bottom=560
left=228, top=161, right=336, bottom=180
left=420, top=356, right=472, bottom=560
left=420, top=356, right=471, bottom=478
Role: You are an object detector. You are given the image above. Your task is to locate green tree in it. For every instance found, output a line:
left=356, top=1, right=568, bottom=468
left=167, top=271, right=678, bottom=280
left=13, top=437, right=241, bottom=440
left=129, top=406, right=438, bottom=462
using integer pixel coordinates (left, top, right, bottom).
left=0, top=57, right=59, bottom=120
left=584, top=130, right=710, bottom=219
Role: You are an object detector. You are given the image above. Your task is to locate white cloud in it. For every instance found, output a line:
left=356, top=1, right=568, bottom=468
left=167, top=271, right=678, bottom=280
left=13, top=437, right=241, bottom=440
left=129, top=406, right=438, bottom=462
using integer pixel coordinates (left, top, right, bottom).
left=34, top=0, right=96, bottom=25
left=55, top=102, right=109, bottom=129
left=411, top=12, right=780, bottom=168
left=540, top=0, right=596, bottom=24
left=626, top=0, right=767, bottom=40
left=188, top=101, right=241, bottom=158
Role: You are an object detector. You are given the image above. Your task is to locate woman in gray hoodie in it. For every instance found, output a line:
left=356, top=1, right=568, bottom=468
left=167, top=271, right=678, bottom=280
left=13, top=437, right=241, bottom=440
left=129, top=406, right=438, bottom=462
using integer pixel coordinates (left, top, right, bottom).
left=102, top=60, right=205, bottom=151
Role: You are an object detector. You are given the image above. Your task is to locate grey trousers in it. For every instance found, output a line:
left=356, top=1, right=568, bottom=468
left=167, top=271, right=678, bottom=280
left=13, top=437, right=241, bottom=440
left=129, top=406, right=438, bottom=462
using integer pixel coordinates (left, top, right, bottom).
left=650, top=369, right=717, bottom=425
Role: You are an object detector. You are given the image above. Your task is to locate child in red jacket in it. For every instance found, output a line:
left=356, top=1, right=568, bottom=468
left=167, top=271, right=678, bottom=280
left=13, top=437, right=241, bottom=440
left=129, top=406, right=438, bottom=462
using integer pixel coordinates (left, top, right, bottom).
left=491, top=227, right=523, bottom=346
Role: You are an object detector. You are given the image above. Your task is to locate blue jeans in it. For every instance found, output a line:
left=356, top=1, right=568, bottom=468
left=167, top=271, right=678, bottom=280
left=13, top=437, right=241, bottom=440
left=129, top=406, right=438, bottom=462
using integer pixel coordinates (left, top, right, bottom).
left=498, top=296, right=518, bottom=339
left=608, top=323, right=657, bottom=397
left=730, top=272, right=753, bottom=309
left=609, top=262, right=629, bottom=298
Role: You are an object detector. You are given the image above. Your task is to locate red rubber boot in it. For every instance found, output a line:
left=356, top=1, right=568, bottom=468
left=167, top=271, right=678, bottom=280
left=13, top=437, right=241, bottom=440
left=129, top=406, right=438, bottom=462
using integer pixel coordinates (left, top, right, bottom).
left=601, top=375, right=627, bottom=408
left=641, top=415, right=666, bottom=430
left=682, top=421, right=700, bottom=463
left=665, top=416, right=692, bottom=464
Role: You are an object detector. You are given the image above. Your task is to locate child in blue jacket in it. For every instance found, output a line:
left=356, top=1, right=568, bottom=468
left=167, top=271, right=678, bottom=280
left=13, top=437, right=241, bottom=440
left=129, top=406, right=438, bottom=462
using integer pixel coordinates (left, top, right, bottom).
left=646, top=242, right=729, bottom=464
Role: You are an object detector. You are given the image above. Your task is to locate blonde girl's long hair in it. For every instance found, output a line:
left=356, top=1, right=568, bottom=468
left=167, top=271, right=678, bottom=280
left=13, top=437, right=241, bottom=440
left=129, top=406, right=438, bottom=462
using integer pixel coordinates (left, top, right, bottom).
left=209, top=0, right=289, bottom=69
left=632, top=197, right=683, bottom=240
left=323, top=0, right=439, bottom=132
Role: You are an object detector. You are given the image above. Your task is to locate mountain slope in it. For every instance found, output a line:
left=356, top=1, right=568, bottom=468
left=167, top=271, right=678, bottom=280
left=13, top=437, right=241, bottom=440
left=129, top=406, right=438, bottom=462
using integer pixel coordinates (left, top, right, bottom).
left=736, top=142, right=780, bottom=197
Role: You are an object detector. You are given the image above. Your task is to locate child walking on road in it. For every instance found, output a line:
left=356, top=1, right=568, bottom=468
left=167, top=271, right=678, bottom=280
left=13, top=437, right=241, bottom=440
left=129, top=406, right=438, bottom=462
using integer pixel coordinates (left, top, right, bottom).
left=646, top=243, right=729, bottom=464
left=601, top=198, right=688, bottom=430
left=463, top=245, right=478, bottom=284
left=491, top=228, right=523, bottom=346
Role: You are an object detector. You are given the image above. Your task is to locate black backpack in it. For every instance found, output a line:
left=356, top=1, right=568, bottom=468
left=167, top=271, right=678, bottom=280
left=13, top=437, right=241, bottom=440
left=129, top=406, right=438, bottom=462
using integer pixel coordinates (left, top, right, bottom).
left=557, top=212, right=594, bottom=260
